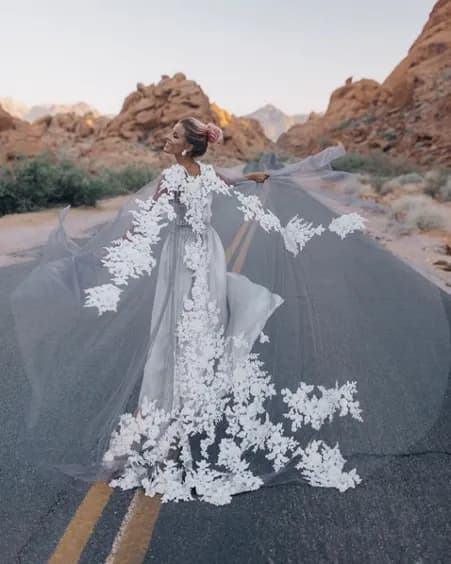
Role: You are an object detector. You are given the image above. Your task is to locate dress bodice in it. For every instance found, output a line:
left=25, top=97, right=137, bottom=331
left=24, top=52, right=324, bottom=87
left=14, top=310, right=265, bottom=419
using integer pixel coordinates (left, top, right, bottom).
left=167, top=161, right=213, bottom=230
left=173, top=192, right=213, bottom=229
left=173, top=196, right=191, bottom=228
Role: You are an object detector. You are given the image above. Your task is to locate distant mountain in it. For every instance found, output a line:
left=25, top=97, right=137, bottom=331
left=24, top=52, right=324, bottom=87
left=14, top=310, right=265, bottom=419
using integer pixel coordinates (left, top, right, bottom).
left=26, top=101, right=102, bottom=122
left=242, top=104, right=310, bottom=141
left=0, top=97, right=30, bottom=121
left=0, top=97, right=102, bottom=122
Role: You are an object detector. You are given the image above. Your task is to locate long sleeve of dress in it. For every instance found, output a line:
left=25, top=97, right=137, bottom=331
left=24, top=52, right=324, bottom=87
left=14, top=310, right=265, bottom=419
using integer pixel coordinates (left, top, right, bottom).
left=122, top=173, right=165, bottom=240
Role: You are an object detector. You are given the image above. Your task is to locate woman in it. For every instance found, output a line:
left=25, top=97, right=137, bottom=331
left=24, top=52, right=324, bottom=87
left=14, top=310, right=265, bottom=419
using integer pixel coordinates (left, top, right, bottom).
left=99, top=118, right=288, bottom=498
left=11, top=117, right=449, bottom=506
left=133, top=119, right=279, bottom=419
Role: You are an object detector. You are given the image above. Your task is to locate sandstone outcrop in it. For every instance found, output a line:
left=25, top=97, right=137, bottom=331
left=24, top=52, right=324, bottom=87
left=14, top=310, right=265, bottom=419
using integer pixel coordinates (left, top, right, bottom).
left=93, top=73, right=273, bottom=166
left=0, top=73, right=273, bottom=170
left=277, top=0, right=451, bottom=168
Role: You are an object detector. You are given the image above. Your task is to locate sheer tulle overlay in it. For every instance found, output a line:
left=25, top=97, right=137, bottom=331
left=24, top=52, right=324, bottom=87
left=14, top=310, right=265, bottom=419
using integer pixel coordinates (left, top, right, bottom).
left=10, top=145, right=450, bottom=505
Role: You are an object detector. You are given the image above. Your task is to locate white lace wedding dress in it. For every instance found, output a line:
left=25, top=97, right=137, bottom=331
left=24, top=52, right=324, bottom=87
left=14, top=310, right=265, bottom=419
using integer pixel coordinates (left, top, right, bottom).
left=12, top=147, right=447, bottom=507
left=83, top=160, right=365, bottom=505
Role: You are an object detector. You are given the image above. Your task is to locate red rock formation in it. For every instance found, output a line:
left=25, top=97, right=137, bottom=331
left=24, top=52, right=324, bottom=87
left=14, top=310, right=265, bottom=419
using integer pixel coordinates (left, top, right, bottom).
left=278, top=0, right=451, bottom=168
left=93, top=73, right=273, bottom=166
left=0, top=105, right=19, bottom=132
left=0, top=73, right=273, bottom=170
left=0, top=105, right=47, bottom=161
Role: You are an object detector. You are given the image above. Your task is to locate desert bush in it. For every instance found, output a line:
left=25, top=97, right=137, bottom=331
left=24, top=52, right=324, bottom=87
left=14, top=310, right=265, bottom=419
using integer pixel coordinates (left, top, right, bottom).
left=423, top=168, right=450, bottom=198
left=407, top=208, right=447, bottom=231
left=380, top=172, right=426, bottom=195
left=356, top=173, right=372, bottom=185
left=342, top=179, right=365, bottom=195
left=369, top=176, right=390, bottom=193
left=395, top=172, right=425, bottom=185
left=354, top=173, right=377, bottom=189
left=0, top=153, right=159, bottom=216
left=337, top=118, right=360, bottom=130
left=340, top=173, right=375, bottom=196
left=389, top=194, right=433, bottom=216
left=383, top=130, right=398, bottom=141
left=361, top=114, right=377, bottom=125
left=95, top=164, right=157, bottom=197
left=388, top=194, right=447, bottom=231
left=439, top=176, right=451, bottom=202
left=0, top=153, right=61, bottom=214
left=331, top=151, right=419, bottom=177
left=379, top=178, right=398, bottom=195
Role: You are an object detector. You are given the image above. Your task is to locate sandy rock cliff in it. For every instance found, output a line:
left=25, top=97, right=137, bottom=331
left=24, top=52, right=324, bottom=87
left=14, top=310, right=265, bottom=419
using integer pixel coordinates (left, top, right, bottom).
left=277, top=0, right=451, bottom=168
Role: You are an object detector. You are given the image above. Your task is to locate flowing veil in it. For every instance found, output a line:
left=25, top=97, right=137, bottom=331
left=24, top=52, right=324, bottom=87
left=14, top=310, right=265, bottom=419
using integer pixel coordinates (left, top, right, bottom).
left=10, top=144, right=450, bottom=504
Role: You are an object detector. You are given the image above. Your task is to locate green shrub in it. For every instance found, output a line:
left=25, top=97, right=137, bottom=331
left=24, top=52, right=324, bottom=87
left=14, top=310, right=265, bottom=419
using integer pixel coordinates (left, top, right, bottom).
left=0, top=153, right=159, bottom=216
left=388, top=194, right=448, bottom=231
left=361, top=114, right=377, bottom=125
left=423, top=168, right=450, bottom=198
left=379, top=178, right=398, bottom=195
left=337, top=118, right=360, bottom=130
left=389, top=194, right=433, bottom=217
left=331, top=151, right=420, bottom=177
left=370, top=176, right=390, bottom=193
left=379, top=172, right=426, bottom=195
left=383, top=130, right=398, bottom=141
left=408, top=208, right=446, bottom=231
left=95, top=164, right=157, bottom=197
left=439, top=176, right=451, bottom=202
left=395, top=172, right=424, bottom=185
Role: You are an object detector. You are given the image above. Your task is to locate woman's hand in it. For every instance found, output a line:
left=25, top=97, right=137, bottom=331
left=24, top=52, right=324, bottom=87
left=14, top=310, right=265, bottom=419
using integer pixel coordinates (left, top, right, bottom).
left=244, top=172, right=270, bottom=183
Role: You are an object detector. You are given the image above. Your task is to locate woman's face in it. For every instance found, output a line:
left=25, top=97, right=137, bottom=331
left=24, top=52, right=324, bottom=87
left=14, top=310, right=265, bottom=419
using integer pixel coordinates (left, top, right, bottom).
left=163, top=122, right=190, bottom=156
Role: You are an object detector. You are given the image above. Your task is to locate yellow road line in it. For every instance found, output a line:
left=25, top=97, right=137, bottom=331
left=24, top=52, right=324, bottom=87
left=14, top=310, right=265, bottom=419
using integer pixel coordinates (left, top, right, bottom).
left=49, top=481, right=112, bottom=564
left=49, top=189, right=263, bottom=563
left=231, top=221, right=258, bottom=273
left=104, top=489, right=162, bottom=564
left=225, top=221, right=250, bottom=264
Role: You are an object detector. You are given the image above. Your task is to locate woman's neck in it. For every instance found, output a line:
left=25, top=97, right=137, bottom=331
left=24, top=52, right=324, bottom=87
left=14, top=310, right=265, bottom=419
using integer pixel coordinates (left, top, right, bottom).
left=175, top=155, right=200, bottom=177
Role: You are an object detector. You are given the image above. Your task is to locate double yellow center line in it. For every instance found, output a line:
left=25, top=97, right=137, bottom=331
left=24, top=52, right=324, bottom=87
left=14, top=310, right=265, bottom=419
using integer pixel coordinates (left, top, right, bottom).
left=49, top=184, right=268, bottom=563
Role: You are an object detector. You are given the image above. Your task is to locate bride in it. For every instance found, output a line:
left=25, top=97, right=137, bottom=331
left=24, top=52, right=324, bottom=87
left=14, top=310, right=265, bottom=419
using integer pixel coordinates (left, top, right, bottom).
left=132, top=119, right=276, bottom=417
left=11, top=116, right=448, bottom=507
left=105, top=118, right=289, bottom=499
left=74, top=116, right=364, bottom=504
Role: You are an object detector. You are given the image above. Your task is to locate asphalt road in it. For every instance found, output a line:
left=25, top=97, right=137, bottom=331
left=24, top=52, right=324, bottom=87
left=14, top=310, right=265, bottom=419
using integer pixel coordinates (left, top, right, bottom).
left=1, top=181, right=450, bottom=563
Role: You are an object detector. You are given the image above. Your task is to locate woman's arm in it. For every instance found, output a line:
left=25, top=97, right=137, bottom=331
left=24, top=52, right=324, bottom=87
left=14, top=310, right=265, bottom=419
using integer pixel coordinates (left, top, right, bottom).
left=244, top=172, right=270, bottom=182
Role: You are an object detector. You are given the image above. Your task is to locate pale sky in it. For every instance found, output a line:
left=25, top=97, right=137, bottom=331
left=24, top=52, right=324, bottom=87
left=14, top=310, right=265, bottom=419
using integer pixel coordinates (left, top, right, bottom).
left=1, top=0, right=435, bottom=117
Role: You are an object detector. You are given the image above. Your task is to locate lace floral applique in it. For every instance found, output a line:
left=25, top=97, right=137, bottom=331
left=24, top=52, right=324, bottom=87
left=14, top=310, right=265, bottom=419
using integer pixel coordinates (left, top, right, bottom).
left=232, top=191, right=366, bottom=257
left=98, top=163, right=365, bottom=506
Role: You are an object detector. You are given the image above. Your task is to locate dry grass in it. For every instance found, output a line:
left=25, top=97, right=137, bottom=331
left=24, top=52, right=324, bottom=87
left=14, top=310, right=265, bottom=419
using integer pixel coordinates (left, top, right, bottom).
left=424, top=169, right=450, bottom=198
left=388, top=194, right=450, bottom=232
left=439, top=176, right=451, bottom=202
